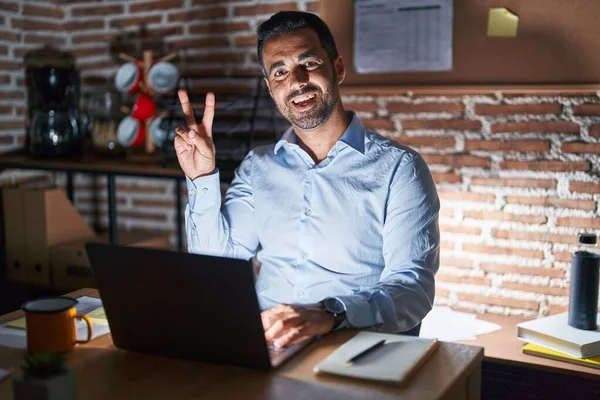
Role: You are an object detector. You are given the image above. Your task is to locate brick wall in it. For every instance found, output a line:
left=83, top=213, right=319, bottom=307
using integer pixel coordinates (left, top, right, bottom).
left=1, top=1, right=599, bottom=318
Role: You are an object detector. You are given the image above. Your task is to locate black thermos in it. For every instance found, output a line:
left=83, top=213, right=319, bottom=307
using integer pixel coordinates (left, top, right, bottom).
left=568, top=233, right=600, bottom=330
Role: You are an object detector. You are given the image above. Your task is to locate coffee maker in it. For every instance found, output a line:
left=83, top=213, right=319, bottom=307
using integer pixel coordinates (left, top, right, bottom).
left=24, top=46, right=85, bottom=156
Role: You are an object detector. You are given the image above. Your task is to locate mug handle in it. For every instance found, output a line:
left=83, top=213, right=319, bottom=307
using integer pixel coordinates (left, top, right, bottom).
left=74, top=314, right=93, bottom=344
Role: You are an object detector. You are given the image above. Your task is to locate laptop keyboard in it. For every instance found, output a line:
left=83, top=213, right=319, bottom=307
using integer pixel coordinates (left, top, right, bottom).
left=267, top=343, right=286, bottom=357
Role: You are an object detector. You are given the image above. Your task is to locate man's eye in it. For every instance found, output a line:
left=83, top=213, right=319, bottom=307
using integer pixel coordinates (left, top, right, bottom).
left=305, top=61, right=317, bottom=67
left=274, top=70, right=286, bottom=78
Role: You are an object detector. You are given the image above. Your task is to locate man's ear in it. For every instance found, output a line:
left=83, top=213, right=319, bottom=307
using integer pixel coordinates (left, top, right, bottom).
left=334, top=56, right=346, bottom=85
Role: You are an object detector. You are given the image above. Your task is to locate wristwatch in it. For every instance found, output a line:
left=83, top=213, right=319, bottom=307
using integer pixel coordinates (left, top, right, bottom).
left=321, top=297, right=347, bottom=330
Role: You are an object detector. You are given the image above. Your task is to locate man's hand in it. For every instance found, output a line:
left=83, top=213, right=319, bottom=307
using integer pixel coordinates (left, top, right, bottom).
left=261, top=304, right=335, bottom=348
left=174, top=90, right=216, bottom=180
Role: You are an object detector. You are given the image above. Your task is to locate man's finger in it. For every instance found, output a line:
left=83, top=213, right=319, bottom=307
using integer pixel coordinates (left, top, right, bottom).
left=174, top=126, right=193, bottom=146
left=178, top=89, right=199, bottom=133
left=201, top=92, right=215, bottom=138
left=264, top=315, right=302, bottom=342
left=173, top=135, right=191, bottom=155
left=273, top=327, right=304, bottom=348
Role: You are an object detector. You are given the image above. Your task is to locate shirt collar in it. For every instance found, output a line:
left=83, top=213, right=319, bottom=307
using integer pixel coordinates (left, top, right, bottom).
left=273, top=111, right=366, bottom=155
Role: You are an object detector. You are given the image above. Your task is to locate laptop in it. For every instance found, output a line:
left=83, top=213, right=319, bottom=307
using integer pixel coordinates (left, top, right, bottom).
left=85, top=242, right=311, bottom=371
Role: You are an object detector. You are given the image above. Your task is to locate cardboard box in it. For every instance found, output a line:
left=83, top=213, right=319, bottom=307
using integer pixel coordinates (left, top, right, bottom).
left=23, top=188, right=95, bottom=286
left=51, top=231, right=171, bottom=290
left=2, top=187, right=27, bottom=284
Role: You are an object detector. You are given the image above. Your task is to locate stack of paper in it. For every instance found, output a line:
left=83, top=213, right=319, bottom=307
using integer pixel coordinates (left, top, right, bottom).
left=420, top=306, right=501, bottom=342
left=0, top=296, right=110, bottom=350
left=517, top=312, right=600, bottom=369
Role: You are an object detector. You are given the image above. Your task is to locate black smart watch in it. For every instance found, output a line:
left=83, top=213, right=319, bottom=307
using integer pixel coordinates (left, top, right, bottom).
left=322, top=297, right=347, bottom=329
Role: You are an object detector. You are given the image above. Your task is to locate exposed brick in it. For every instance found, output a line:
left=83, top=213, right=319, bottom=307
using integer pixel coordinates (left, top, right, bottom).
left=440, top=224, right=482, bottom=235
left=130, top=0, right=182, bottom=13
left=437, top=273, right=492, bottom=286
left=481, top=263, right=565, bottom=278
left=474, top=103, right=562, bottom=116
left=432, top=172, right=462, bottom=184
left=502, top=282, right=569, bottom=297
left=234, top=2, right=298, bottom=16
left=0, top=91, right=24, bottom=100
left=505, top=196, right=596, bottom=211
left=110, top=15, right=162, bottom=29
left=457, top=293, right=539, bottom=311
left=501, top=160, right=590, bottom=172
left=438, top=191, right=496, bottom=203
left=573, top=104, right=600, bottom=116
left=401, top=119, right=481, bottom=131
left=234, top=35, right=257, bottom=47
left=553, top=251, right=572, bottom=263
left=72, top=4, right=124, bottom=16
left=491, top=121, right=580, bottom=134
left=115, top=184, right=167, bottom=194
left=0, top=105, right=11, bottom=114
left=76, top=197, right=127, bottom=207
left=0, top=45, right=7, bottom=56
left=193, top=0, right=241, bottom=3
left=24, top=34, right=66, bottom=46
left=0, top=136, right=14, bottom=145
left=440, top=256, right=473, bottom=269
left=12, top=19, right=61, bottom=31
left=492, top=229, right=577, bottom=245
left=78, top=61, right=119, bottom=72
left=394, top=135, right=455, bottom=149
left=344, top=103, right=378, bottom=113
left=548, top=305, right=568, bottom=315
left=589, top=125, right=600, bottom=138
left=388, top=102, right=464, bottom=114
left=132, top=199, right=175, bottom=208
left=562, top=142, right=600, bottom=154
left=190, top=22, right=250, bottom=35
left=23, top=4, right=64, bottom=18
left=72, top=33, right=120, bottom=44
left=465, top=211, right=547, bottom=225
left=569, top=181, right=600, bottom=194
left=465, top=140, right=550, bottom=152
left=0, top=120, right=25, bottom=130
left=462, top=243, right=544, bottom=259
left=361, top=119, right=394, bottom=131
left=440, top=239, right=455, bottom=250
left=69, top=47, right=106, bottom=58
left=307, top=1, right=320, bottom=12
left=186, top=53, right=245, bottom=63
left=168, top=7, right=227, bottom=22
left=470, top=177, right=556, bottom=189
left=556, top=217, right=600, bottom=229
left=0, top=30, right=20, bottom=42
left=64, top=20, right=105, bottom=31
left=169, top=37, right=229, bottom=50
left=0, top=2, right=18, bottom=12
left=422, top=154, right=491, bottom=168
left=435, top=288, right=450, bottom=299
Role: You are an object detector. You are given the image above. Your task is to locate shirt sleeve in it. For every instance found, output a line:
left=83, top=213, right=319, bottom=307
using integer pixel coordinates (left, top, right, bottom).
left=185, top=151, right=259, bottom=260
left=334, top=152, right=440, bottom=333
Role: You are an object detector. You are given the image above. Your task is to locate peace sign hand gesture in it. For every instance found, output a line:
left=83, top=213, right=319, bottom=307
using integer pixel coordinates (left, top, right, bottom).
left=174, top=90, right=216, bottom=180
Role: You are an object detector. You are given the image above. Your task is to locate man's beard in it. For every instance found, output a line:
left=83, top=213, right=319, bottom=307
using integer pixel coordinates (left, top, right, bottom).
left=276, top=81, right=338, bottom=130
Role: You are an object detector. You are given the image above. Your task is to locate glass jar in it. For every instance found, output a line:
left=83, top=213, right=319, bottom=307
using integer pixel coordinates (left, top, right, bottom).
left=89, top=91, right=126, bottom=155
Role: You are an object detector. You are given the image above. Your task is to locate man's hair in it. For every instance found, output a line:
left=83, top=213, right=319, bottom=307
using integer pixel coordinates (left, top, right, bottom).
left=257, top=11, right=339, bottom=76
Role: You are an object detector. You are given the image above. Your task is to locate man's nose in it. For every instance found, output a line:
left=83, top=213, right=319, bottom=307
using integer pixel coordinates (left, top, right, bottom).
left=290, top=66, right=309, bottom=90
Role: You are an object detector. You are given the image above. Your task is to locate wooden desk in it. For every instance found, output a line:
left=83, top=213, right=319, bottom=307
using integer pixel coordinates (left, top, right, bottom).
left=0, top=289, right=483, bottom=400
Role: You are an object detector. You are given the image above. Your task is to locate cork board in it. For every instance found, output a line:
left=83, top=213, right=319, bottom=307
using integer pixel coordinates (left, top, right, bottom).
left=320, top=0, right=600, bottom=85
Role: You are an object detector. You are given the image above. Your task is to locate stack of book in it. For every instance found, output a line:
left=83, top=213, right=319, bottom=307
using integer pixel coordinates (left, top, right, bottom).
left=517, top=312, right=600, bottom=369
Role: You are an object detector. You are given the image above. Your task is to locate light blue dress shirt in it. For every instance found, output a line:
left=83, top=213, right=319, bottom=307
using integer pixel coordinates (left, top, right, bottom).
left=185, top=111, right=440, bottom=333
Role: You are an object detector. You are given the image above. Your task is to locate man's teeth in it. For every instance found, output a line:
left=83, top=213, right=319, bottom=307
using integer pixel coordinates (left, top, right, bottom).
left=292, top=93, right=316, bottom=104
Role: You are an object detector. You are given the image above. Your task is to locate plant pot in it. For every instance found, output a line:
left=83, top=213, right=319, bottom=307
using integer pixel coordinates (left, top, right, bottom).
left=13, top=367, right=77, bottom=400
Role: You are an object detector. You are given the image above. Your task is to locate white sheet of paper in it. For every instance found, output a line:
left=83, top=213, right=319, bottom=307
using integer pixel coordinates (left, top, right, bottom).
left=0, top=296, right=110, bottom=350
left=354, top=0, right=453, bottom=73
left=420, top=306, right=501, bottom=342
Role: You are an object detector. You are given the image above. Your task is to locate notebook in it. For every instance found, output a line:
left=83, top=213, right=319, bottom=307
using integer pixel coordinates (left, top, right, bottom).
left=522, top=343, right=600, bottom=370
left=516, top=312, right=600, bottom=358
left=313, top=331, right=438, bottom=385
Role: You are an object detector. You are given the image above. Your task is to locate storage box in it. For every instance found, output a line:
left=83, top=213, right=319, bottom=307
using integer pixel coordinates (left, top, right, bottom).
left=2, top=187, right=27, bottom=284
left=51, top=231, right=171, bottom=290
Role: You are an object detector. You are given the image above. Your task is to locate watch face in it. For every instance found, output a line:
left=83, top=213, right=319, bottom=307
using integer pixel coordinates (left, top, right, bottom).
left=324, top=297, right=345, bottom=314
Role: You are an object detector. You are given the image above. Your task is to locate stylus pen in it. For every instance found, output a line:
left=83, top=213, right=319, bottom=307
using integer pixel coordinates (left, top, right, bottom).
left=345, top=339, right=386, bottom=365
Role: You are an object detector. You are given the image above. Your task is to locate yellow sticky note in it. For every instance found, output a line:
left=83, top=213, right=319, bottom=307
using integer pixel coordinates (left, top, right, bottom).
left=87, top=306, right=107, bottom=325
left=487, top=8, right=519, bottom=37
left=6, top=317, right=26, bottom=330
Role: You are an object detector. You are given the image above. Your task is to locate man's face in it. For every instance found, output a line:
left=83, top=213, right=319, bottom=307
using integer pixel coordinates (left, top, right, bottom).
left=262, top=28, right=344, bottom=130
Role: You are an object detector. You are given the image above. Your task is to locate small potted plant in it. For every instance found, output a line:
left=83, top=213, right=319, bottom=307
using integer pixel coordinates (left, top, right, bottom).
left=12, top=352, right=77, bottom=400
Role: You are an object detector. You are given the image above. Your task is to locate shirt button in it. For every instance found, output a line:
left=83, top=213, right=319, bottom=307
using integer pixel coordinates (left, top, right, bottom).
left=298, top=292, right=305, bottom=298
left=202, top=187, right=208, bottom=193
left=305, top=209, right=313, bottom=217
left=302, top=253, right=309, bottom=260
